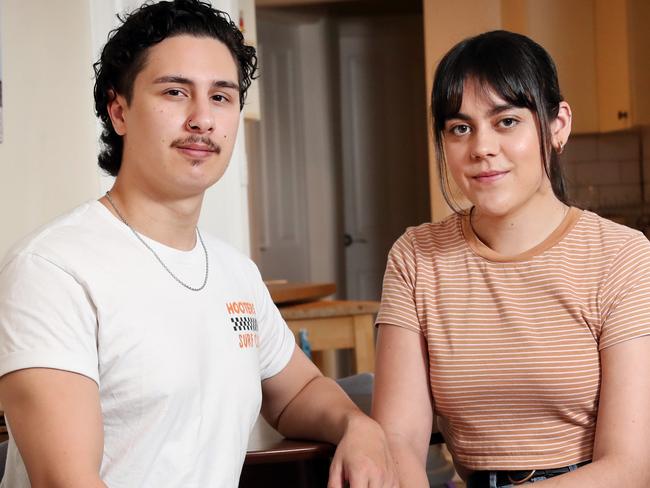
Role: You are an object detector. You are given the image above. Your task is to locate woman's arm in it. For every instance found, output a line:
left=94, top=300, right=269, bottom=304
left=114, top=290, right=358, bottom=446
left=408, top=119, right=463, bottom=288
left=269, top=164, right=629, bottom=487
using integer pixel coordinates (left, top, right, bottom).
left=372, top=324, right=434, bottom=488
left=534, top=335, right=650, bottom=487
left=261, top=345, right=397, bottom=488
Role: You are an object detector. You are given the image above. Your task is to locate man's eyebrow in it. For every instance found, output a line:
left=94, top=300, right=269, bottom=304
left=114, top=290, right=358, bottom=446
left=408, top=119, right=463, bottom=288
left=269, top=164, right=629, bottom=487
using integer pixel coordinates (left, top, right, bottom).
left=214, top=80, right=240, bottom=90
left=153, top=76, right=239, bottom=90
left=447, top=103, right=517, bottom=123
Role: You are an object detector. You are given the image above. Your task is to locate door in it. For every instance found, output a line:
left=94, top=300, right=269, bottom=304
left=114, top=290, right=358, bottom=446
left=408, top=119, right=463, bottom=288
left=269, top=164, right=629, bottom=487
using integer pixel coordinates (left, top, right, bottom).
left=254, top=19, right=311, bottom=282
left=339, top=16, right=429, bottom=300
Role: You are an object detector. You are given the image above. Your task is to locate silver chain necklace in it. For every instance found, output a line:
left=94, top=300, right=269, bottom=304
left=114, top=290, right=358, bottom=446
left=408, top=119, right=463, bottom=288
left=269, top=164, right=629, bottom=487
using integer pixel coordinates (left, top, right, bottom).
left=105, top=191, right=209, bottom=292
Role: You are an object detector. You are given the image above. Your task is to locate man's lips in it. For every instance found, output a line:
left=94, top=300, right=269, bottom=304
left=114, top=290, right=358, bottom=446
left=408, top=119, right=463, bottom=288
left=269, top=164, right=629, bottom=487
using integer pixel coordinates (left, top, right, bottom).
left=171, top=138, right=221, bottom=158
left=178, top=143, right=216, bottom=152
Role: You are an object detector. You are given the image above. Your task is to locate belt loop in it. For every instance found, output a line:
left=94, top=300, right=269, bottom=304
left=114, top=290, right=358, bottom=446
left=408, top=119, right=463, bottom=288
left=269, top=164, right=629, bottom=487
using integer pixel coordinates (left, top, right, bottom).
left=508, top=469, right=536, bottom=484
left=489, top=471, right=498, bottom=488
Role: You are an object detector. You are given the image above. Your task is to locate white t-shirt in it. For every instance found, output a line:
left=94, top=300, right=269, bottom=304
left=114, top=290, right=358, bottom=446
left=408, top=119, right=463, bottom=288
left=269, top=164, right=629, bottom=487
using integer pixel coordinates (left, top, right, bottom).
left=0, top=201, right=296, bottom=488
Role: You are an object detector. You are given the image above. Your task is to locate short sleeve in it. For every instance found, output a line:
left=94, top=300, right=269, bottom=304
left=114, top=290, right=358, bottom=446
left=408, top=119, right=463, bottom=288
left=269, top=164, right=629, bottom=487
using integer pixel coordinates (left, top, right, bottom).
left=599, top=234, right=650, bottom=350
left=376, top=230, right=422, bottom=334
left=0, top=253, right=100, bottom=384
left=249, top=263, right=295, bottom=380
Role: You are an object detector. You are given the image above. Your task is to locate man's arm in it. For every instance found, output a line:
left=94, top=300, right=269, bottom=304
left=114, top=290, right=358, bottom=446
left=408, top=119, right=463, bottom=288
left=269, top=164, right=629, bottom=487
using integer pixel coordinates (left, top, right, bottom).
left=371, top=324, right=433, bottom=488
left=261, top=345, right=397, bottom=488
left=0, top=368, right=107, bottom=488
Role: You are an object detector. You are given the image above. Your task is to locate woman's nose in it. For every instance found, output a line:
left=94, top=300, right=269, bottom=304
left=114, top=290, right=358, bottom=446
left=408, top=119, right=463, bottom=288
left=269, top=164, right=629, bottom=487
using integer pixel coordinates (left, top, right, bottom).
left=469, top=129, right=498, bottom=160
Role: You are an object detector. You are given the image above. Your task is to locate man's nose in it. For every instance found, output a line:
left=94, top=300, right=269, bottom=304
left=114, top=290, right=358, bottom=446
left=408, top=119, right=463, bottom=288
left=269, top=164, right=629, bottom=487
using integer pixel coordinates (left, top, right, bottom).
left=186, top=100, right=214, bottom=133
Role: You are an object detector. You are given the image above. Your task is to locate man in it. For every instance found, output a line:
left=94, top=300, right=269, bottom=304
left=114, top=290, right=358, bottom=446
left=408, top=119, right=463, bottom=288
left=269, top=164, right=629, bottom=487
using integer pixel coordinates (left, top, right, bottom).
left=0, top=1, right=396, bottom=487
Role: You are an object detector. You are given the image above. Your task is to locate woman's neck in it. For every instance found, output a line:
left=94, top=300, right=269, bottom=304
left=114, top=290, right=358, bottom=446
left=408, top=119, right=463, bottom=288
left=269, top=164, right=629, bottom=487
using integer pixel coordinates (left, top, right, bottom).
left=469, top=195, right=569, bottom=257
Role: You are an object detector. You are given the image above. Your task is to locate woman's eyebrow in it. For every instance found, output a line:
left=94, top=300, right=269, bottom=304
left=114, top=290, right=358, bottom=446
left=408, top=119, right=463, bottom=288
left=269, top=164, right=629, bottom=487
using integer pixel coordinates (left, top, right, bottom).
left=446, top=112, right=472, bottom=122
left=448, top=103, right=517, bottom=122
left=487, top=103, right=517, bottom=116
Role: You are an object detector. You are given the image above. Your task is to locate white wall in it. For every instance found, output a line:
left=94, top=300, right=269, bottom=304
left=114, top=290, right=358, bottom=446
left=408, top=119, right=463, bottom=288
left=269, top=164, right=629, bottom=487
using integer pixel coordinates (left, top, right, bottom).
left=0, top=0, right=100, bottom=258
left=0, top=0, right=251, bottom=259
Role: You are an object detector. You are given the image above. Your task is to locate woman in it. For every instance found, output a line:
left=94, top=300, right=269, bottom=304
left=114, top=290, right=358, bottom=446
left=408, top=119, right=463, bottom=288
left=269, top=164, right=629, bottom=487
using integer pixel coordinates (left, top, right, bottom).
left=372, top=30, right=650, bottom=487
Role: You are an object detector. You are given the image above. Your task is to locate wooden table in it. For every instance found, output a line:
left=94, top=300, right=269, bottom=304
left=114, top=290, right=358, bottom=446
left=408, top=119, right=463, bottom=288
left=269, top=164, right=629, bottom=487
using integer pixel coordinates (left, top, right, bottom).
left=279, top=300, right=379, bottom=377
left=245, top=416, right=334, bottom=465
left=241, top=416, right=334, bottom=488
left=266, top=282, right=336, bottom=305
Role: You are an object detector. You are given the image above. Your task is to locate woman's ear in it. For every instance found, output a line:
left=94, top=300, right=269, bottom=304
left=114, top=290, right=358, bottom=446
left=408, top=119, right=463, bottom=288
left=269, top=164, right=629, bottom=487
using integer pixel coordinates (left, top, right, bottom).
left=107, top=90, right=129, bottom=136
left=551, top=101, right=572, bottom=154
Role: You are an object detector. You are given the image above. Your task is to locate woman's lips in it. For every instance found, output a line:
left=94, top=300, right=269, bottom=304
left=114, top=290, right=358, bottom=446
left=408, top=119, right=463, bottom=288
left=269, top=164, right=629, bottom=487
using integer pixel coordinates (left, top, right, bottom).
left=472, top=170, right=509, bottom=183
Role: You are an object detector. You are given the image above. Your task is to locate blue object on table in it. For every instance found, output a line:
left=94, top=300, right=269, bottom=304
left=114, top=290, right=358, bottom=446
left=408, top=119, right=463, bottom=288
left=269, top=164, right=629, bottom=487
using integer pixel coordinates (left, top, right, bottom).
left=298, top=329, right=312, bottom=360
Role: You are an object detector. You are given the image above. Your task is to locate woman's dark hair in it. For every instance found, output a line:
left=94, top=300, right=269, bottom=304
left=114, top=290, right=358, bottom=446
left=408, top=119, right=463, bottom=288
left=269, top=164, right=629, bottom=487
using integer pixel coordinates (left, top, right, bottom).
left=93, top=0, right=258, bottom=176
left=431, top=30, right=567, bottom=212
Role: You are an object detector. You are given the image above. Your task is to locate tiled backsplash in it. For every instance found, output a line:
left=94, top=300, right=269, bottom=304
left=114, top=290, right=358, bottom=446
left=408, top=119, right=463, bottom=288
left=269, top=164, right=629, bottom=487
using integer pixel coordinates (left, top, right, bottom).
left=562, top=126, right=650, bottom=231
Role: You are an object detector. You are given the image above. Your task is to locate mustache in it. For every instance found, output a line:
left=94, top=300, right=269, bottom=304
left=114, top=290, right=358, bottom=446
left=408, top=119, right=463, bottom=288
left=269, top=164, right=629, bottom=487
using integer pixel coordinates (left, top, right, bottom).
left=171, top=136, right=221, bottom=154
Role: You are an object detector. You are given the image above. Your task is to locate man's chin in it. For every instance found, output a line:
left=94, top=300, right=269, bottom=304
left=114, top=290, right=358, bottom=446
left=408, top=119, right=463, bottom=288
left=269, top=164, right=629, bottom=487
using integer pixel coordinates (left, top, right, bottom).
left=179, top=172, right=227, bottom=197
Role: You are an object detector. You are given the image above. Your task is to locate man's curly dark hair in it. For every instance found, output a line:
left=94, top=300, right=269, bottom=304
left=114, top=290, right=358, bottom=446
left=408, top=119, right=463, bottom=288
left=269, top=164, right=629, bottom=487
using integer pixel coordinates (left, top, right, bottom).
left=93, top=0, right=258, bottom=176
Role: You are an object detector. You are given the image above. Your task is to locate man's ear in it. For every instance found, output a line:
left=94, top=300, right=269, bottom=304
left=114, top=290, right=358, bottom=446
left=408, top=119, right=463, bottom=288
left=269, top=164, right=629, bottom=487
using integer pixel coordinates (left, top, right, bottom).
left=551, top=101, right=572, bottom=152
left=107, top=90, right=128, bottom=136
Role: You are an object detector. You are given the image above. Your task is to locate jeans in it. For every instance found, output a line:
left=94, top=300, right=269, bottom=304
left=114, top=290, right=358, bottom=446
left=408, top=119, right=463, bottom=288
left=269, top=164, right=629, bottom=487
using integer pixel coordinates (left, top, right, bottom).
left=466, top=463, right=583, bottom=488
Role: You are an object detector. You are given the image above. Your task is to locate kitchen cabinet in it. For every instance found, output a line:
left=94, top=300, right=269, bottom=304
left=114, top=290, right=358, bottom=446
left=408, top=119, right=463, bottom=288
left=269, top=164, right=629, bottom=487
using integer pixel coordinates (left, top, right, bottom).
left=422, top=0, right=501, bottom=221
left=595, top=0, right=650, bottom=132
left=501, top=0, right=650, bottom=133
left=423, top=0, right=650, bottom=221
left=241, top=0, right=261, bottom=120
left=501, top=0, right=598, bottom=134
left=256, top=0, right=352, bottom=5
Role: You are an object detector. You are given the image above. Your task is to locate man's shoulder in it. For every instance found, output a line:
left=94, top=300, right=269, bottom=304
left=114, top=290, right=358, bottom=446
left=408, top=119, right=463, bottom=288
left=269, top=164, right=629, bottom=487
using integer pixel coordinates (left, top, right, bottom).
left=201, top=232, right=258, bottom=274
left=1, top=201, right=108, bottom=271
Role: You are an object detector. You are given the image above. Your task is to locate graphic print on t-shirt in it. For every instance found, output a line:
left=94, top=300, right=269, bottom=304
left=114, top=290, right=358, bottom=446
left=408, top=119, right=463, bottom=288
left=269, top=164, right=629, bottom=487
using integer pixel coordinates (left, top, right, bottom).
left=226, top=301, right=259, bottom=349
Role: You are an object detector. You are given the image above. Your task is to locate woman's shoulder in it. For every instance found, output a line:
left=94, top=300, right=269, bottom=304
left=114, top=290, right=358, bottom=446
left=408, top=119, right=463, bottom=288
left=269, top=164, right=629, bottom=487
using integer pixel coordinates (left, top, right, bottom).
left=397, top=213, right=464, bottom=250
left=574, top=210, right=649, bottom=249
left=564, top=210, right=650, bottom=273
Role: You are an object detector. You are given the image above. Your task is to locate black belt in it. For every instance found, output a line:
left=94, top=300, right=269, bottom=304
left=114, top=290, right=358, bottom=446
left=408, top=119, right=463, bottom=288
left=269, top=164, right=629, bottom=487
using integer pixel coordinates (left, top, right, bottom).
left=466, top=460, right=591, bottom=487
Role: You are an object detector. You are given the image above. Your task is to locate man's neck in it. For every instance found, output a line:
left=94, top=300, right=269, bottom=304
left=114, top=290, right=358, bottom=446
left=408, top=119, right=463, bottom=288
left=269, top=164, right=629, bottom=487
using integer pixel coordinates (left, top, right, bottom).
left=100, top=182, right=203, bottom=251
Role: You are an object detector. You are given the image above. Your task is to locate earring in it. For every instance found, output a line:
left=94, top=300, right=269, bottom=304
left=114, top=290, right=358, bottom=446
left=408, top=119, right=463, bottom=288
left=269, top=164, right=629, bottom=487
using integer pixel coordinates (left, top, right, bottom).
left=556, top=141, right=565, bottom=154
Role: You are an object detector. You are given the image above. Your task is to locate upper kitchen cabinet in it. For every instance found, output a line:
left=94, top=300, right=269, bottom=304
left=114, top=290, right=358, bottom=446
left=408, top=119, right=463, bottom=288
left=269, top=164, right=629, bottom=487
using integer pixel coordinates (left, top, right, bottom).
left=501, top=0, right=597, bottom=133
left=240, top=0, right=261, bottom=120
left=422, top=0, right=502, bottom=221
left=501, top=0, right=650, bottom=134
left=595, top=0, right=650, bottom=132
left=256, top=0, right=352, bottom=5
left=423, top=0, right=650, bottom=221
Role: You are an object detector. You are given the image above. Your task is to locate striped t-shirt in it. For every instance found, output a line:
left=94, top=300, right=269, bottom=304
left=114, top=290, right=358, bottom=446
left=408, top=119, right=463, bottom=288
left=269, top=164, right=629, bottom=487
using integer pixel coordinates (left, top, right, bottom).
left=377, top=207, right=650, bottom=470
